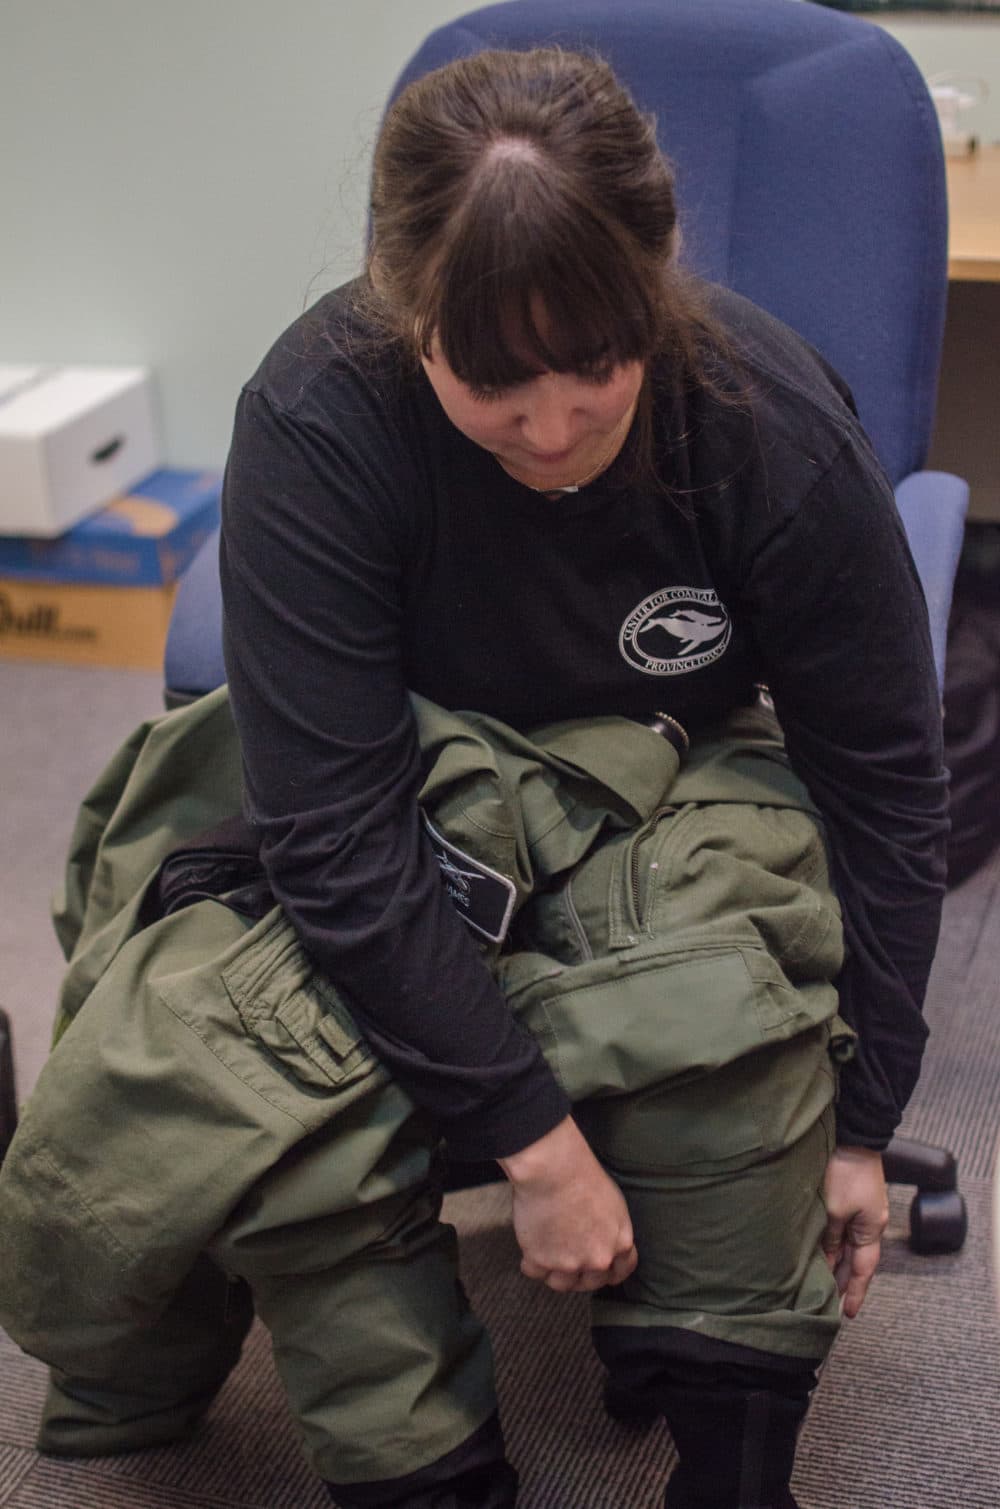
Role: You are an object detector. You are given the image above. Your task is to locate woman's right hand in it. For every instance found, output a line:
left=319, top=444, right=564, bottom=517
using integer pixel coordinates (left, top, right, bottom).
left=498, top=1115, right=638, bottom=1293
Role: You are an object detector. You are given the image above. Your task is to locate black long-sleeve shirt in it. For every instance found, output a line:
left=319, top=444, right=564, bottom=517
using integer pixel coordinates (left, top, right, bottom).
left=219, top=281, right=948, bottom=1160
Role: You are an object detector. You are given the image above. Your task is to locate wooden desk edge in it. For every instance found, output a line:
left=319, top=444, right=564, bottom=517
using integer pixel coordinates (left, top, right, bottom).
left=949, top=257, right=1000, bottom=283
left=946, top=145, right=1000, bottom=283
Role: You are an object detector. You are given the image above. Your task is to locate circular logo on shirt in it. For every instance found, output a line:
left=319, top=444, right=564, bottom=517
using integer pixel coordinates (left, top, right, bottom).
left=619, top=587, right=732, bottom=676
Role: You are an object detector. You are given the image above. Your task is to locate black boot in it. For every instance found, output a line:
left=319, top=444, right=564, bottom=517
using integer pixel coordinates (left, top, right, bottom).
left=664, top=1475, right=799, bottom=1509
left=325, top=1415, right=518, bottom=1507
left=595, top=1328, right=816, bottom=1509
left=603, top=1377, right=661, bottom=1430
left=658, top=1381, right=809, bottom=1509
left=327, top=1462, right=518, bottom=1508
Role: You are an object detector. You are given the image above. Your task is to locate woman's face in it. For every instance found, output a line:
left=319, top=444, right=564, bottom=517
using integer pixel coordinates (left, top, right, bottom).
left=420, top=337, right=644, bottom=492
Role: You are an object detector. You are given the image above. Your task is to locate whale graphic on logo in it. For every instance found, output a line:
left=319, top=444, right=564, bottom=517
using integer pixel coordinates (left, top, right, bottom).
left=619, top=587, right=731, bottom=676
left=641, top=609, right=727, bottom=657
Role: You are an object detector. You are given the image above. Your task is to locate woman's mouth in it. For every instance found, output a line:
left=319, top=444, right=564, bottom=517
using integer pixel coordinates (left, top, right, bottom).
left=522, top=445, right=576, bottom=465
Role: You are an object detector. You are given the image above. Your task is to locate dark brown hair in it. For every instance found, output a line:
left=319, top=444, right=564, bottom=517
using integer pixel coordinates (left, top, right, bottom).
left=356, top=47, right=744, bottom=481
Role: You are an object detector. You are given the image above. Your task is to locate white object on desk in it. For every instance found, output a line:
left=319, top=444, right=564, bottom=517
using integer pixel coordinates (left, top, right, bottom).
left=930, top=72, right=989, bottom=157
left=0, top=364, right=160, bottom=537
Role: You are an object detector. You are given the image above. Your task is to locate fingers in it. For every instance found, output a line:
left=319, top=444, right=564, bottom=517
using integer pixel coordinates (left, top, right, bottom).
left=838, top=1235, right=882, bottom=1319
left=520, top=1241, right=639, bottom=1293
left=821, top=1216, right=847, bottom=1270
left=822, top=1216, right=884, bottom=1319
left=609, top=1244, right=639, bottom=1286
left=822, top=1146, right=889, bottom=1319
left=519, top=1257, right=550, bottom=1282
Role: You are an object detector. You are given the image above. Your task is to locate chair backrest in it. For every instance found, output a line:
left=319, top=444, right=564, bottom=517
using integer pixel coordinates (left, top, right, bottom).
left=166, top=0, right=951, bottom=702
left=386, top=0, right=948, bottom=489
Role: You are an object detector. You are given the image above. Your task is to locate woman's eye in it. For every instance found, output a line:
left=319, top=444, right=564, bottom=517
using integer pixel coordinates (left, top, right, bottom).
left=580, top=364, right=617, bottom=387
left=466, top=364, right=616, bottom=401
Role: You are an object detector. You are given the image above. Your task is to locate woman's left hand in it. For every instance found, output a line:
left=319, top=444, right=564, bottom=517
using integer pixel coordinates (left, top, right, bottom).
left=821, top=1145, right=889, bottom=1319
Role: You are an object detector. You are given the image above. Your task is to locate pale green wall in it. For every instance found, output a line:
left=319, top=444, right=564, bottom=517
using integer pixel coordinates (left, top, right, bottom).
left=3, top=2, right=998, bottom=483
left=874, top=13, right=1000, bottom=144
left=1, top=0, right=504, bottom=468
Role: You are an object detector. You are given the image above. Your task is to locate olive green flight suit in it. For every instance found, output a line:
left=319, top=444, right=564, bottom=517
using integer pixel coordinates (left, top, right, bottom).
left=0, top=688, right=850, bottom=1489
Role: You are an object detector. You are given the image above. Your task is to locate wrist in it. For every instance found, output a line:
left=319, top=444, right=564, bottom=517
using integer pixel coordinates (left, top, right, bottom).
left=498, top=1115, right=583, bottom=1186
left=833, top=1144, right=884, bottom=1162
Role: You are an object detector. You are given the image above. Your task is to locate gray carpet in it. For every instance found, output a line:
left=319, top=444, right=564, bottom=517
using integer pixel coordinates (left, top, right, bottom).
left=1, top=659, right=998, bottom=1508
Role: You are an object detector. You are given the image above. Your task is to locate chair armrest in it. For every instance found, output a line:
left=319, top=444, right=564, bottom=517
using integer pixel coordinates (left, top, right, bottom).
left=894, top=471, right=969, bottom=694
left=163, top=527, right=225, bottom=706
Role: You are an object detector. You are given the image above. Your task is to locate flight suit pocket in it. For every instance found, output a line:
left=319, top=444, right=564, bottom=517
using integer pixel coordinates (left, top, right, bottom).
left=577, top=1022, right=839, bottom=1172
left=500, top=939, right=841, bottom=1105
left=222, top=909, right=377, bottom=1091
left=622, top=800, right=843, bottom=982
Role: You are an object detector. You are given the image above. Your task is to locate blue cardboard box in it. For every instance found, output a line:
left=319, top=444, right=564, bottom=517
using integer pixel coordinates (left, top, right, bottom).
left=0, top=468, right=221, bottom=586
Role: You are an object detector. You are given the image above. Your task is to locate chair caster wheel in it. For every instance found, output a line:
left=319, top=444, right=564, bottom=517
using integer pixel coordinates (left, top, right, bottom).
left=909, top=1189, right=968, bottom=1254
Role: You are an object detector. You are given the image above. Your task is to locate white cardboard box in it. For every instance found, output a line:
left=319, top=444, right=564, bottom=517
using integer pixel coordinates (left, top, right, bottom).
left=0, top=365, right=161, bottom=537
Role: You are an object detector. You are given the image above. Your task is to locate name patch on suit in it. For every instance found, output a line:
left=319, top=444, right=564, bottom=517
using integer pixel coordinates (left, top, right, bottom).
left=422, top=816, right=517, bottom=944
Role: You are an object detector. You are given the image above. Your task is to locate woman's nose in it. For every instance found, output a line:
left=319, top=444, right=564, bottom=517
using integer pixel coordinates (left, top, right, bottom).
left=518, top=377, right=579, bottom=454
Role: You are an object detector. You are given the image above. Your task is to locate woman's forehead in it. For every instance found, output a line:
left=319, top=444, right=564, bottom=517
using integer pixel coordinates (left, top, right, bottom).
left=436, top=286, right=620, bottom=384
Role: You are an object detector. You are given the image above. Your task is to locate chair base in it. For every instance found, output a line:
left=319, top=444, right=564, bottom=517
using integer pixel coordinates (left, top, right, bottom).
left=883, top=1135, right=968, bottom=1253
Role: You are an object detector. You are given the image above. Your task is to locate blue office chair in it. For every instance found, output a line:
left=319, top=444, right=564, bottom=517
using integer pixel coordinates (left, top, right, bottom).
left=164, top=0, right=968, bottom=1250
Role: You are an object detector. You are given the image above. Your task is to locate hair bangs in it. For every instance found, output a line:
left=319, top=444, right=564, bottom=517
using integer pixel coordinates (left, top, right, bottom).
left=425, top=155, right=661, bottom=392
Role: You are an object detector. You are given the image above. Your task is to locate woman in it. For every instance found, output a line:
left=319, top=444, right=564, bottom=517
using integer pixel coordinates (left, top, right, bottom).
left=215, top=46, right=947, bottom=1506
left=0, top=46, right=946, bottom=1509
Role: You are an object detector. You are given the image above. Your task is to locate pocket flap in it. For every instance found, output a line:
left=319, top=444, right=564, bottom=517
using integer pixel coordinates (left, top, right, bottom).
left=223, top=915, right=374, bottom=1089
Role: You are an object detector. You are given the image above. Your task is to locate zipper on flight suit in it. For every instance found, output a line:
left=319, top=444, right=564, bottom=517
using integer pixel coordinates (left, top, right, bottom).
left=563, top=878, right=595, bottom=962
left=630, top=805, right=679, bottom=931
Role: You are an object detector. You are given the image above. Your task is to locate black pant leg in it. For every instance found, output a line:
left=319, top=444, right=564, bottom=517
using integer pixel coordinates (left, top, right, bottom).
left=324, top=1413, right=518, bottom=1508
left=595, top=1325, right=817, bottom=1509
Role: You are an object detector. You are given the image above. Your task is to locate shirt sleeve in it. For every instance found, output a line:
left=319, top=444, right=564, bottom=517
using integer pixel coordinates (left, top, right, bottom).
left=738, top=434, right=949, bottom=1149
left=220, top=382, right=570, bottom=1161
